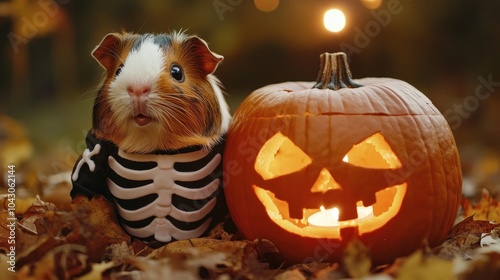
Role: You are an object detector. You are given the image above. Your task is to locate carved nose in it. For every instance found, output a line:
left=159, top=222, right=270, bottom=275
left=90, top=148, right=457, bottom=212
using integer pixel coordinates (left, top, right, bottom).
left=127, top=85, right=150, bottom=97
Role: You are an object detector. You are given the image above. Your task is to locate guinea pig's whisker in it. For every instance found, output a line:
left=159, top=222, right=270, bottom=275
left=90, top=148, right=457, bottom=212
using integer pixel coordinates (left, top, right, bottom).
left=155, top=105, right=195, bottom=133
left=160, top=92, right=203, bottom=102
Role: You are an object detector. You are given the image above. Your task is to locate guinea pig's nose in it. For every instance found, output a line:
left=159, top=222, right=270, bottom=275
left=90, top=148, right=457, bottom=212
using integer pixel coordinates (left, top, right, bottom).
left=127, top=85, right=150, bottom=97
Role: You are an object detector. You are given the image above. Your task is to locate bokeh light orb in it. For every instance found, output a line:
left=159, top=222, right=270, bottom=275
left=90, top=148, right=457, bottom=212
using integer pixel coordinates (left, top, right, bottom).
left=323, top=9, right=346, bottom=33
left=362, top=0, right=382, bottom=10
left=254, top=0, right=279, bottom=12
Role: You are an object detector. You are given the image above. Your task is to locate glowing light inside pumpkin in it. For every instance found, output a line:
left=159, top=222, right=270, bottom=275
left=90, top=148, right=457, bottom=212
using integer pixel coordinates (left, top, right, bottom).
left=254, top=131, right=407, bottom=237
left=342, top=154, right=349, bottom=163
left=308, top=153, right=373, bottom=227
left=308, top=205, right=374, bottom=227
left=324, top=9, right=346, bottom=32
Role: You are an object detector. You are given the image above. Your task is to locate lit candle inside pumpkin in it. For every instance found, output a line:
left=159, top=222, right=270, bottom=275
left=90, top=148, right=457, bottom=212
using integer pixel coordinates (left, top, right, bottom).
left=307, top=154, right=374, bottom=227
left=307, top=205, right=374, bottom=227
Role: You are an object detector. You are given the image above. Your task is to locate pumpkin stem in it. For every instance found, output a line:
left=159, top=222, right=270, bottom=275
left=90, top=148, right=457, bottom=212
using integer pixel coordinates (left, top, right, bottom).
left=313, top=52, right=362, bottom=90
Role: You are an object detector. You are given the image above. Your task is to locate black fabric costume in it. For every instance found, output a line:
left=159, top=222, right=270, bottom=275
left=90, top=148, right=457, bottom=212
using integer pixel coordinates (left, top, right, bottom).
left=71, top=131, right=226, bottom=242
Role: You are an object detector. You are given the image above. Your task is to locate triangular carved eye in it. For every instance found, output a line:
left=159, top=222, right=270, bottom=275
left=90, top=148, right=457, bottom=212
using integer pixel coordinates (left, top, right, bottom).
left=343, top=132, right=402, bottom=169
left=255, top=132, right=312, bottom=180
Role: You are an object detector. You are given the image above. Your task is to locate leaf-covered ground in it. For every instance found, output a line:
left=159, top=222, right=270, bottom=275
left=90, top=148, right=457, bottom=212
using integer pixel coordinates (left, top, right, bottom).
left=2, top=115, right=500, bottom=279
left=2, top=187, right=500, bottom=279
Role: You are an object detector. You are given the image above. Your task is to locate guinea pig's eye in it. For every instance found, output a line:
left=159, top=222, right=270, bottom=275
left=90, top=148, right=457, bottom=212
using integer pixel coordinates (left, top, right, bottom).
left=115, top=64, right=124, bottom=77
left=170, top=64, right=184, bottom=82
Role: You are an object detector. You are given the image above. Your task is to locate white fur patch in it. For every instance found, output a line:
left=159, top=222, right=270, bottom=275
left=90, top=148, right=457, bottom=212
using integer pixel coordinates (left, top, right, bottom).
left=109, top=37, right=165, bottom=97
left=208, top=76, right=231, bottom=134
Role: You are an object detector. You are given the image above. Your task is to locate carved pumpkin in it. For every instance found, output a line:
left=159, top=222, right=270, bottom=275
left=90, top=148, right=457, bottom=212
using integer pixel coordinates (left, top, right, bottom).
left=223, top=52, right=462, bottom=265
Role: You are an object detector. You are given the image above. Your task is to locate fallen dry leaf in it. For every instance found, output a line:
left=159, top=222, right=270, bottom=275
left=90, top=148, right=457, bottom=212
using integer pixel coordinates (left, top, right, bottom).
left=75, top=261, right=116, bottom=280
left=14, top=195, right=130, bottom=273
left=17, top=195, right=57, bottom=234
left=0, top=211, right=14, bottom=253
left=309, top=263, right=344, bottom=280
left=396, top=249, right=453, bottom=280
left=16, top=244, right=89, bottom=280
left=0, top=195, right=37, bottom=215
left=120, top=238, right=255, bottom=280
left=147, top=238, right=248, bottom=275
left=101, top=241, right=134, bottom=263
left=249, top=238, right=284, bottom=269
left=283, top=261, right=334, bottom=279
left=480, top=227, right=500, bottom=248
left=274, top=268, right=307, bottom=280
left=343, top=239, right=371, bottom=278
left=8, top=179, right=500, bottom=279
left=130, top=238, right=154, bottom=257
left=128, top=238, right=285, bottom=279
left=127, top=252, right=229, bottom=280
left=454, top=245, right=500, bottom=280
left=240, top=240, right=281, bottom=279
left=205, top=215, right=238, bottom=241
left=434, top=215, right=499, bottom=259
left=59, top=195, right=131, bottom=262
left=14, top=197, right=65, bottom=268
left=157, top=238, right=247, bottom=259
left=462, top=189, right=500, bottom=222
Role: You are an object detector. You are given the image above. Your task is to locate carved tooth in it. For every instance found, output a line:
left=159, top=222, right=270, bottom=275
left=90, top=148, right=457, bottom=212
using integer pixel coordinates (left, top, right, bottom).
left=362, top=194, right=377, bottom=207
left=340, top=226, right=359, bottom=240
left=288, top=204, right=304, bottom=219
left=339, top=204, right=357, bottom=220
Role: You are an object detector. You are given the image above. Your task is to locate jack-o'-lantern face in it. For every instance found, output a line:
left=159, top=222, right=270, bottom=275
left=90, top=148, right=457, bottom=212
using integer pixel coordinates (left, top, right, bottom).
left=252, top=131, right=407, bottom=239
left=224, top=52, right=462, bottom=265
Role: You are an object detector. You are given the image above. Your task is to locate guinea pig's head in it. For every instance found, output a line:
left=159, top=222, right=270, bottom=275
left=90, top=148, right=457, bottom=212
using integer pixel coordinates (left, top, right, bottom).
left=91, top=31, right=230, bottom=153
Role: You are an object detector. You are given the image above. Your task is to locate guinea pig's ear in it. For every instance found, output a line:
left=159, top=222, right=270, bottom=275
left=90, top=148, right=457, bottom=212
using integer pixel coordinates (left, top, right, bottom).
left=92, top=33, right=122, bottom=71
left=184, top=36, right=224, bottom=75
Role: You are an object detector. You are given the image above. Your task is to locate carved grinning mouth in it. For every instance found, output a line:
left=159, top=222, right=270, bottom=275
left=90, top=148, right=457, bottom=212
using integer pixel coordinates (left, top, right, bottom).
left=253, top=182, right=407, bottom=238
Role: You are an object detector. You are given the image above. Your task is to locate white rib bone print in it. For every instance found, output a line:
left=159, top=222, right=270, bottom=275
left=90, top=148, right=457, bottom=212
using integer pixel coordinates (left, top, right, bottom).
left=108, top=148, right=221, bottom=242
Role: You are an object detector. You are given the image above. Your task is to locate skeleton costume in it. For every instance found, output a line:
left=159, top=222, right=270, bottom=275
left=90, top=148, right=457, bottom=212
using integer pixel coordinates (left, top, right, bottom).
left=71, top=131, right=226, bottom=243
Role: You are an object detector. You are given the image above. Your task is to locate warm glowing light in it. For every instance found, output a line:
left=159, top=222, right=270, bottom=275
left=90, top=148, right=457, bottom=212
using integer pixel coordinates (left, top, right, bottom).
left=252, top=131, right=407, bottom=237
left=323, top=9, right=346, bottom=33
left=331, top=207, right=339, bottom=220
left=361, top=0, right=382, bottom=9
left=308, top=205, right=373, bottom=227
left=254, top=0, right=279, bottom=12
left=342, top=154, right=349, bottom=162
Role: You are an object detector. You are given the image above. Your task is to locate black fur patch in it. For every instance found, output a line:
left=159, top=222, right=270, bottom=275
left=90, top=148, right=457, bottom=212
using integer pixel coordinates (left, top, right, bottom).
left=132, top=34, right=173, bottom=52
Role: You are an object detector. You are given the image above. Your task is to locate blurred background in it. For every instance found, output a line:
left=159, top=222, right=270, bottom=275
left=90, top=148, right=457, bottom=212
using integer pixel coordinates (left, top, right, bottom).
left=0, top=0, right=499, bottom=202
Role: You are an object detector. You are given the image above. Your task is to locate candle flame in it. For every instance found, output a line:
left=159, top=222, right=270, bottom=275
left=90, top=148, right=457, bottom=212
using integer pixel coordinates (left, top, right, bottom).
left=310, top=204, right=373, bottom=227
left=342, top=154, right=349, bottom=162
left=319, top=205, right=340, bottom=221
left=331, top=207, right=339, bottom=220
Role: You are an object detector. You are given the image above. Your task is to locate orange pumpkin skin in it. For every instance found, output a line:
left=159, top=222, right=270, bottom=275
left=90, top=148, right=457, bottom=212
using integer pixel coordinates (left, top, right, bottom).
left=223, top=53, right=462, bottom=265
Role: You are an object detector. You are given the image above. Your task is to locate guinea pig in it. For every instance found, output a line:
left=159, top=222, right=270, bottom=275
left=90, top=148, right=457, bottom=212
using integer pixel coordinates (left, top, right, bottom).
left=71, top=31, right=231, bottom=243
left=91, top=31, right=231, bottom=153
